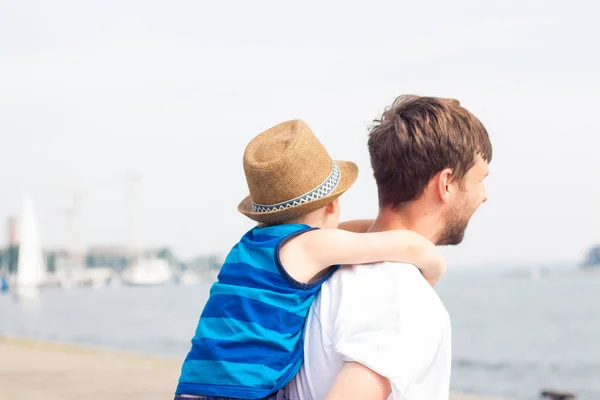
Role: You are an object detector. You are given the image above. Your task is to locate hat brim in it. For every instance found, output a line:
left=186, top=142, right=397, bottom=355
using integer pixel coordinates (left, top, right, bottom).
left=237, top=160, right=358, bottom=224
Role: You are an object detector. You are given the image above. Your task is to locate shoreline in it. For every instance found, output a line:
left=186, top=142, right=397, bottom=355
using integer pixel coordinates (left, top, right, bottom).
left=0, top=335, right=513, bottom=400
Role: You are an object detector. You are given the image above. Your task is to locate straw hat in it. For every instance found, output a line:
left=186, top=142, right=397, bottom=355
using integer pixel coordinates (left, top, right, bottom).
left=238, top=119, right=358, bottom=224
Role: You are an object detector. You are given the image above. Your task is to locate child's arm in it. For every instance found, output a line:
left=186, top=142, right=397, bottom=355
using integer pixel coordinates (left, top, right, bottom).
left=279, top=229, right=445, bottom=286
left=337, top=219, right=373, bottom=233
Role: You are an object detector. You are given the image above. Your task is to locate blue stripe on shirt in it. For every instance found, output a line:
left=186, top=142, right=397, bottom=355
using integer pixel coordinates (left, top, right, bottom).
left=208, top=284, right=311, bottom=317
left=216, top=262, right=298, bottom=293
left=222, top=244, right=279, bottom=274
left=186, top=337, right=298, bottom=371
left=194, top=317, right=299, bottom=352
left=247, top=234, right=280, bottom=244
left=241, top=224, right=311, bottom=248
left=179, top=359, right=281, bottom=388
left=201, top=294, right=305, bottom=335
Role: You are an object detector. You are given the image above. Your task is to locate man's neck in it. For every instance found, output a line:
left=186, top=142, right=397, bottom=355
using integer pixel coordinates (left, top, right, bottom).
left=369, top=205, right=440, bottom=243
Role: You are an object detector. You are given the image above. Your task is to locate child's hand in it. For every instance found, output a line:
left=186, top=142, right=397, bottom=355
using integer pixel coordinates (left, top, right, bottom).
left=418, top=241, right=446, bottom=286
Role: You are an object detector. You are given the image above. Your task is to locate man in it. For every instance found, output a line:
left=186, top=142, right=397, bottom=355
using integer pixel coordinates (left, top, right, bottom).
left=286, top=95, right=492, bottom=400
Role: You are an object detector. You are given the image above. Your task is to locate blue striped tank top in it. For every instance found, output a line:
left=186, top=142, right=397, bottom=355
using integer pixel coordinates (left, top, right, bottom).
left=176, top=223, right=339, bottom=399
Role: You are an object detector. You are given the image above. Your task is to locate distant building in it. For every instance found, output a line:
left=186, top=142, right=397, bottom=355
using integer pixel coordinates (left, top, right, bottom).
left=85, top=246, right=132, bottom=271
left=1, top=240, right=223, bottom=278
left=85, top=245, right=185, bottom=271
left=185, top=254, right=224, bottom=272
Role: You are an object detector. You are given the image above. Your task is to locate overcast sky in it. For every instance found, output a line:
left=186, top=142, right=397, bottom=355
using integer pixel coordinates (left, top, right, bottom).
left=1, top=0, right=598, bottom=267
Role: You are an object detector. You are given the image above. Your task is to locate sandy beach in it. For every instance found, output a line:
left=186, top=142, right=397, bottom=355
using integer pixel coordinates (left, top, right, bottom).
left=0, top=335, right=512, bottom=400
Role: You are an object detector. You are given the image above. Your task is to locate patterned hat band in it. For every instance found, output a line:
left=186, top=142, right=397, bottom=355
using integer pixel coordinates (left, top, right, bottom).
left=251, top=162, right=341, bottom=213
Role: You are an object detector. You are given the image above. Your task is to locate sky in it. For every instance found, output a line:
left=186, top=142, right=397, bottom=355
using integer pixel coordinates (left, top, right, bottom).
left=0, top=0, right=599, bottom=267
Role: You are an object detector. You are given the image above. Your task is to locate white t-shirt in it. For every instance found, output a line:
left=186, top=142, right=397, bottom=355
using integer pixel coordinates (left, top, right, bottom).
left=285, top=262, right=451, bottom=400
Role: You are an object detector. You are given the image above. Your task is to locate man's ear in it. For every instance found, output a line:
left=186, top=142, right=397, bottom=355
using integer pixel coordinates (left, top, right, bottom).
left=434, top=168, right=453, bottom=203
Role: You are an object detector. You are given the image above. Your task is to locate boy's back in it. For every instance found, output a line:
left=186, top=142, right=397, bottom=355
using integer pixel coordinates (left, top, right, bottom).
left=177, top=223, right=338, bottom=398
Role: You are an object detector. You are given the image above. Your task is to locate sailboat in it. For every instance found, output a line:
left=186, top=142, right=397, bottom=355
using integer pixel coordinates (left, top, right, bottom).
left=13, top=197, right=46, bottom=299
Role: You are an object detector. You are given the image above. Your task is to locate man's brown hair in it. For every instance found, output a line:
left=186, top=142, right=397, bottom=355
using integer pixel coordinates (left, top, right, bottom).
left=368, top=95, right=492, bottom=209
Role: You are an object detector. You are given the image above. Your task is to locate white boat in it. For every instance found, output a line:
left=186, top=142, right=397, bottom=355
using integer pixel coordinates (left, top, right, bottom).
left=177, top=269, right=201, bottom=285
left=13, top=197, right=46, bottom=299
left=121, top=257, right=172, bottom=286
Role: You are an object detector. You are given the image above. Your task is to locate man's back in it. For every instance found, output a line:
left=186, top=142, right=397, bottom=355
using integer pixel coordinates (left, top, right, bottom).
left=286, top=262, right=451, bottom=400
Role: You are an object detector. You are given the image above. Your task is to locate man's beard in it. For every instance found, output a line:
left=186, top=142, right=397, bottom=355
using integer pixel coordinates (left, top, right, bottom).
left=436, top=202, right=472, bottom=246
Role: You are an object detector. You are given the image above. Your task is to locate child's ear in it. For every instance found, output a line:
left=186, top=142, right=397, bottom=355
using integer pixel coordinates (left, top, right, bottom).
left=325, top=198, right=340, bottom=215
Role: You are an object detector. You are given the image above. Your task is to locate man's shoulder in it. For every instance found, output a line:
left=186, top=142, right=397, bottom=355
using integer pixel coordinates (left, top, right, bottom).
left=331, top=261, right=432, bottom=291
left=325, top=261, right=449, bottom=320
left=353, top=261, right=426, bottom=278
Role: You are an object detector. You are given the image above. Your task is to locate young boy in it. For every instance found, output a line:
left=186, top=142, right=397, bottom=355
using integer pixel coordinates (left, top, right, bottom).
left=175, top=120, right=445, bottom=400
